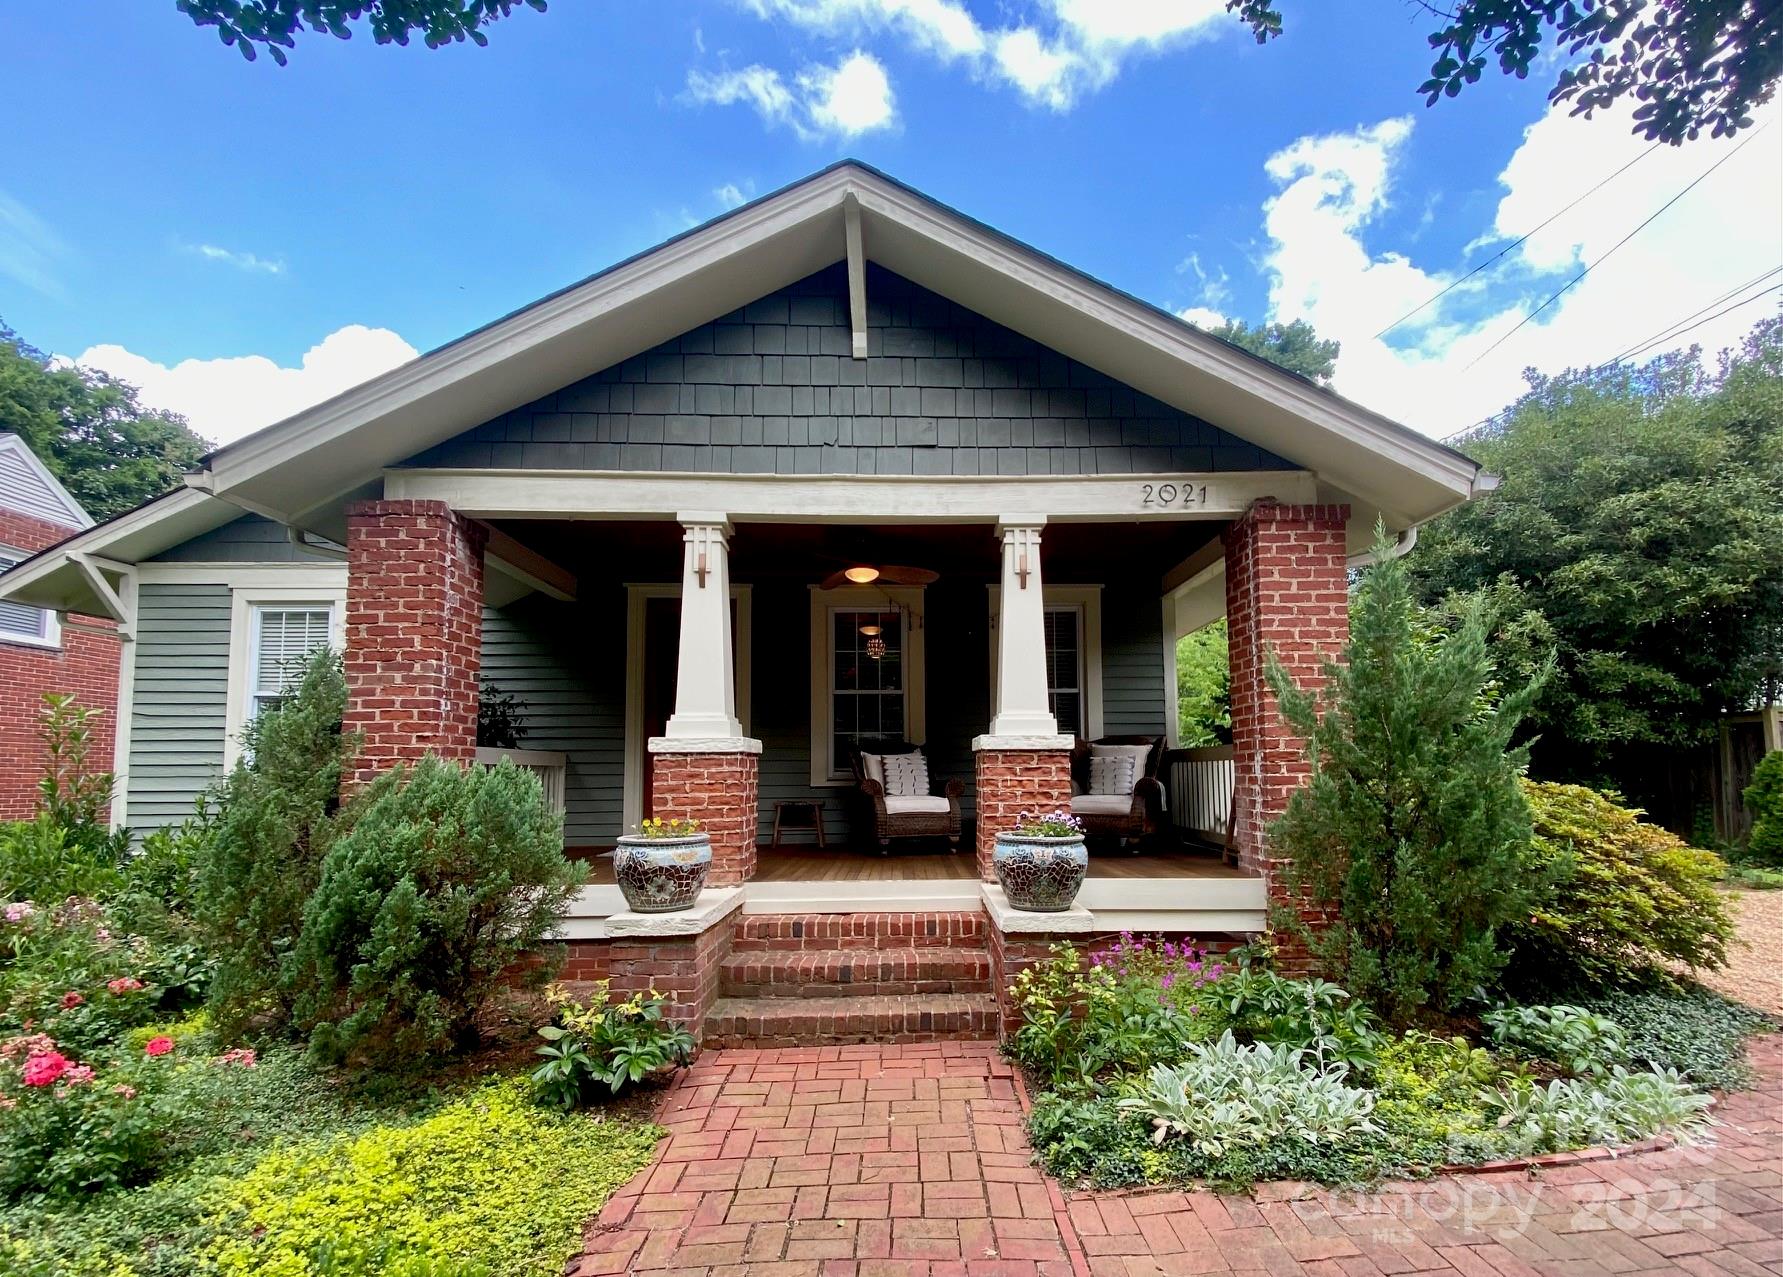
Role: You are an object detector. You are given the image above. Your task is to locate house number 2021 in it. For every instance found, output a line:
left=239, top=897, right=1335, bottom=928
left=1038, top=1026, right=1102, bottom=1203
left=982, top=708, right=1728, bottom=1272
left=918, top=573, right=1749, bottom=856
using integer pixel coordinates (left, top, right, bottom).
left=1139, top=481, right=1207, bottom=508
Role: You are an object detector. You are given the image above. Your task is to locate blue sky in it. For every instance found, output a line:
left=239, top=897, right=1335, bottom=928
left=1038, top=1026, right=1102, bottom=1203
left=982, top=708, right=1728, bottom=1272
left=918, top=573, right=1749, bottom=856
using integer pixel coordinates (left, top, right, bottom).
left=3, top=1, right=1779, bottom=443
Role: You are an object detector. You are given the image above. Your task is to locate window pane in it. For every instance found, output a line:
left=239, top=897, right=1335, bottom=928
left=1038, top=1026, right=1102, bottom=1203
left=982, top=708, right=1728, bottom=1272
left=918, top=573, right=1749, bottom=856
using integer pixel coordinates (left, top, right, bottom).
left=255, top=608, right=332, bottom=698
left=1052, top=691, right=1081, bottom=737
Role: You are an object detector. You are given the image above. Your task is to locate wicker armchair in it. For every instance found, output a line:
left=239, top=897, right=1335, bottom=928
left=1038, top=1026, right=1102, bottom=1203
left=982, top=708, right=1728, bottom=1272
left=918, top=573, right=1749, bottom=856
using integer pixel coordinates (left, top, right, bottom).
left=846, top=738, right=964, bottom=854
left=1069, top=735, right=1166, bottom=847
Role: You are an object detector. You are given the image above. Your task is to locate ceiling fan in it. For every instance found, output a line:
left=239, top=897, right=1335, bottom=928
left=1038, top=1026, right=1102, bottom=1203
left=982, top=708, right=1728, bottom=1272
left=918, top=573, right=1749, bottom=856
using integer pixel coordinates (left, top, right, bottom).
left=817, top=562, right=941, bottom=590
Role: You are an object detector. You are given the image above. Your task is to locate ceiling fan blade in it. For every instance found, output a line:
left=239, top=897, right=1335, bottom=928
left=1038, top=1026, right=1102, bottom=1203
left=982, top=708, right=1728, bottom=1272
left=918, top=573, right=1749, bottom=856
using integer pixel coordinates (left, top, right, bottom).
left=875, top=565, right=940, bottom=585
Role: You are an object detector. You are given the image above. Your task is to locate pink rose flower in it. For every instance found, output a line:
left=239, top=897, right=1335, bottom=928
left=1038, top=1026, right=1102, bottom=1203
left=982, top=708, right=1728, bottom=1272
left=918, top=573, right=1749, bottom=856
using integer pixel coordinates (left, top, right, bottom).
left=107, top=977, right=144, bottom=995
left=22, top=1050, right=70, bottom=1087
left=143, top=1036, right=175, bottom=1057
left=217, top=1048, right=257, bottom=1069
left=62, top=1064, right=94, bottom=1085
left=112, top=1084, right=137, bottom=1100
left=59, top=991, right=85, bottom=1010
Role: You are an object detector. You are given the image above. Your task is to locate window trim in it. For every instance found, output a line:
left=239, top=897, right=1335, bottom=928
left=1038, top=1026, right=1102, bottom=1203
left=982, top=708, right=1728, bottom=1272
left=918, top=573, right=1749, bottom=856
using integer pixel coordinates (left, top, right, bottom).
left=987, top=584, right=1103, bottom=741
left=224, top=585, right=346, bottom=769
left=809, top=585, right=926, bottom=786
left=0, top=544, right=61, bottom=650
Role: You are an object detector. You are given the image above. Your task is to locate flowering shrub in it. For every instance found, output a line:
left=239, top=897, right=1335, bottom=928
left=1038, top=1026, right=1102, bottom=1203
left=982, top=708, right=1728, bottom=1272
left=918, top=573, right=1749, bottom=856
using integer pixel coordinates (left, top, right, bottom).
left=1010, top=810, right=1083, bottom=838
left=0, top=1030, right=175, bottom=1197
left=635, top=816, right=701, bottom=839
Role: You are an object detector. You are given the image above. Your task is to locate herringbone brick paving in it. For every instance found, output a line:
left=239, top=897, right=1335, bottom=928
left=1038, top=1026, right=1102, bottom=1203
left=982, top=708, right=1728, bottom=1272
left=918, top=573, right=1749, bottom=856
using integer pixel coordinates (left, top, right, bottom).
left=569, top=1035, right=1783, bottom=1276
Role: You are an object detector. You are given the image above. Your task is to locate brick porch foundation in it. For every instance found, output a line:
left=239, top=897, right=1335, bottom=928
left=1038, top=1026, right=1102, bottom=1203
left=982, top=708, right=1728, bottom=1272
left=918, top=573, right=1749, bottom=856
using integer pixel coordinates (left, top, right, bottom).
left=649, top=749, right=760, bottom=886
left=972, top=746, right=1072, bottom=882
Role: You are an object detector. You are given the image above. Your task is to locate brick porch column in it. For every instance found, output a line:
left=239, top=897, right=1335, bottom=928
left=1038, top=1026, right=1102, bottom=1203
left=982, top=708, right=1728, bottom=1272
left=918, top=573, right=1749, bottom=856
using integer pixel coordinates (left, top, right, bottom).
left=343, top=499, right=486, bottom=786
left=649, top=513, right=761, bottom=886
left=1223, top=500, right=1350, bottom=930
left=973, top=517, right=1073, bottom=881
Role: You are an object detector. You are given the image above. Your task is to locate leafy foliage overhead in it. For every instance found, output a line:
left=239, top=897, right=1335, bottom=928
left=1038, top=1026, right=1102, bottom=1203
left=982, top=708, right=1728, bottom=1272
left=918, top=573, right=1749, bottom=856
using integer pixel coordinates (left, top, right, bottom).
left=1207, top=319, right=1341, bottom=387
left=1410, top=316, right=1783, bottom=809
left=176, top=0, right=546, bottom=63
left=1226, top=0, right=1781, bottom=144
left=0, top=325, right=209, bottom=522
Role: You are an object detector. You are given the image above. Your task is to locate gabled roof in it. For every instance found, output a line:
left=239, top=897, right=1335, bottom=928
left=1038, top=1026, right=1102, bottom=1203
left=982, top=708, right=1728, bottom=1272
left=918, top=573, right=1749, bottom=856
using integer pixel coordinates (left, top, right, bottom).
left=0, top=434, right=93, bottom=532
left=0, top=160, right=1487, bottom=618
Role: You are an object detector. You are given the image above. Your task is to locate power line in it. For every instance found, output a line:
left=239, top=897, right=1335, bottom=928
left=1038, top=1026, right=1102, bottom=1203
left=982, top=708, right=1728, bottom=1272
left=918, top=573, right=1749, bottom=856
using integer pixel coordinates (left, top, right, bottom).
left=1603, top=265, right=1783, bottom=365
left=1462, top=123, right=1769, bottom=372
left=1613, top=281, right=1783, bottom=366
left=1373, top=143, right=1661, bottom=340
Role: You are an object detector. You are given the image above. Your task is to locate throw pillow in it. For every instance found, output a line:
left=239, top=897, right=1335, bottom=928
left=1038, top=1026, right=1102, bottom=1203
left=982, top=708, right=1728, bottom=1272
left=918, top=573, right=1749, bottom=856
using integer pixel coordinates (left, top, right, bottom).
left=882, top=751, right=930, bottom=797
left=1088, top=754, right=1136, bottom=797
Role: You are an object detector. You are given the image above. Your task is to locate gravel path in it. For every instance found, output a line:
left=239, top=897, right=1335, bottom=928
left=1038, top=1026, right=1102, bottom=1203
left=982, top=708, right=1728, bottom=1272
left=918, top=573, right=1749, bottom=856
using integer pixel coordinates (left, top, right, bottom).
left=1699, top=887, right=1783, bottom=1015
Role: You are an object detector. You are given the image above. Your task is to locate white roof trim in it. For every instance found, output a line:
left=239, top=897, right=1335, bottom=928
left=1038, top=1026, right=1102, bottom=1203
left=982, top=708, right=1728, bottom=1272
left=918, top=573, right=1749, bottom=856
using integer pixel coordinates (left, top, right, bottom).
left=0, top=434, right=94, bottom=529
left=191, top=162, right=1482, bottom=528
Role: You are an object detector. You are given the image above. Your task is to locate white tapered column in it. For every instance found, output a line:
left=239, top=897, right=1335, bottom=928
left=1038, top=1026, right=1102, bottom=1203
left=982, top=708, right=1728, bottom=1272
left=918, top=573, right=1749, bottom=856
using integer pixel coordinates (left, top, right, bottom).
left=987, top=517, right=1059, bottom=738
left=660, top=512, right=746, bottom=742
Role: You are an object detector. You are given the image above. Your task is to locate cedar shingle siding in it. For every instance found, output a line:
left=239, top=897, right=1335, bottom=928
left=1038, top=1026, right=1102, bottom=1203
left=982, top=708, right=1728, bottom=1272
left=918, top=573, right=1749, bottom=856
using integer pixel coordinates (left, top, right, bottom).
left=401, top=264, right=1295, bottom=478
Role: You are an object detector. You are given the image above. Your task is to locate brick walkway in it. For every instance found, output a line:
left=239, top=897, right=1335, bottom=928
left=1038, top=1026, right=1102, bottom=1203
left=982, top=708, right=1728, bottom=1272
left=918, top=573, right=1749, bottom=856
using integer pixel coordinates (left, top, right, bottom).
left=570, top=1036, right=1783, bottom=1277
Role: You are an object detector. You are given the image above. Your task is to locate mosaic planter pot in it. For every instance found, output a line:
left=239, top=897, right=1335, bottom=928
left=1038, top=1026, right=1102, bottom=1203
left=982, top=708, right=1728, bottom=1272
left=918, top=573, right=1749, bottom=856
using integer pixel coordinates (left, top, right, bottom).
left=613, top=833, right=711, bottom=913
left=993, top=833, right=1088, bottom=912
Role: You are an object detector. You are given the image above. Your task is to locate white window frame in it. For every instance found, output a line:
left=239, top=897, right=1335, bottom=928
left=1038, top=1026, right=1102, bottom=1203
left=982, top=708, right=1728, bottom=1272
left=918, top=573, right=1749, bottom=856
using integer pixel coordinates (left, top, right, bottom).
left=621, top=582, right=753, bottom=832
left=809, top=585, right=926, bottom=786
left=987, top=584, right=1103, bottom=740
left=224, top=584, right=347, bottom=769
left=0, top=544, right=61, bottom=650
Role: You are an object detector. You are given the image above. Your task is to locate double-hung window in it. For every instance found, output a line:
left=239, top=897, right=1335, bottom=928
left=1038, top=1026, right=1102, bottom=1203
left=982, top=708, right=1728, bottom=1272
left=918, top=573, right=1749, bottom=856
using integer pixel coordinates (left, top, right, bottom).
left=0, top=547, right=57, bottom=648
left=248, top=604, right=335, bottom=719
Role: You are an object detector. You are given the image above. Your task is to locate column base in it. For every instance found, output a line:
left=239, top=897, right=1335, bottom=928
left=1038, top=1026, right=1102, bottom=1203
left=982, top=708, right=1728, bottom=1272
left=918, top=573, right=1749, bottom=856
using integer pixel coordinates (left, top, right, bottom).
left=972, top=742, right=1073, bottom=883
left=650, top=748, right=761, bottom=886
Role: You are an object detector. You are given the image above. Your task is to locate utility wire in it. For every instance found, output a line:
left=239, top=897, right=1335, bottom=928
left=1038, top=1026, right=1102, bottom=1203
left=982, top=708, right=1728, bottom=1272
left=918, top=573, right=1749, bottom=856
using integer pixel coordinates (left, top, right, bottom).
left=1613, top=281, right=1783, bottom=366
left=1462, top=123, right=1769, bottom=372
left=1603, top=264, right=1783, bottom=365
left=1373, top=143, right=1661, bottom=340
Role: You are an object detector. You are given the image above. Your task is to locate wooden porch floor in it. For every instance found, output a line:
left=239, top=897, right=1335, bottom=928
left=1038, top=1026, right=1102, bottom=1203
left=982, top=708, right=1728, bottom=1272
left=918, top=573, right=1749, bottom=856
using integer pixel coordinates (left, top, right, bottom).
left=581, top=845, right=1248, bottom=884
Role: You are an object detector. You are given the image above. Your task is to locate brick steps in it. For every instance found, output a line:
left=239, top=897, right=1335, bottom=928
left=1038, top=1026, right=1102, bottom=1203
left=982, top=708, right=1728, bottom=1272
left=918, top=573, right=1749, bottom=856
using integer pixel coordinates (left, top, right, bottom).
left=719, top=946, right=991, bottom=998
left=701, top=992, right=1000, bottom=1047
left=729, top=910, right=986, bottom=952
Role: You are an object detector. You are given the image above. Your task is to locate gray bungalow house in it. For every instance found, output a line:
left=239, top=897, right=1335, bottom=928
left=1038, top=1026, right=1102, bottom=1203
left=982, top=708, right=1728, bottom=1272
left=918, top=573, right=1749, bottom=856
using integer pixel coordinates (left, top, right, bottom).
left=0, top=163, right=1489, bottom=1042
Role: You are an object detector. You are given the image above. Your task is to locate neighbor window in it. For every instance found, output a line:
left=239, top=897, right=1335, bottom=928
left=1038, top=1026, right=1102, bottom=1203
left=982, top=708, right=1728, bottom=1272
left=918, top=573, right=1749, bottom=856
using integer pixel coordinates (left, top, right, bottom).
left=248, top=604, right=334, bottom=718
left=809, top=587, right=927, bottom=784
left=0, top=547, right=53, bottom=646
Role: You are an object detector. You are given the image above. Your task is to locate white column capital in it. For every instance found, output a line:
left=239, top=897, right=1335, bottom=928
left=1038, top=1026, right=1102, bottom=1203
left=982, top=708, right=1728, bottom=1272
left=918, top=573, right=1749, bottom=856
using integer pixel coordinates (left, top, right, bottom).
left=677, top=511, right=733, bottom=535
left=995, top=516, right=1048, bottom=537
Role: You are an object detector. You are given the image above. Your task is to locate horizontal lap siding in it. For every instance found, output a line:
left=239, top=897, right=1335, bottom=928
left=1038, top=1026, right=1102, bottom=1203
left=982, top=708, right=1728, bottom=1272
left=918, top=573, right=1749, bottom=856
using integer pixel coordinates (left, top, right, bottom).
left=400, top=264, right=1296, bottom=479
left=480, top=592, right=625, bottom=846
left=1102, top=583, right=1170, bottom=738
left=126, top=583, right=230, bottom=832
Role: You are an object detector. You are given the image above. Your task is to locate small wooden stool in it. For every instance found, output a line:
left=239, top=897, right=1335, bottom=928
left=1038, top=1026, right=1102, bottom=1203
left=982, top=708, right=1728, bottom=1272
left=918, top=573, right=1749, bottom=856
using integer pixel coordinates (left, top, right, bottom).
left=771, top=799, right=827, bottom=847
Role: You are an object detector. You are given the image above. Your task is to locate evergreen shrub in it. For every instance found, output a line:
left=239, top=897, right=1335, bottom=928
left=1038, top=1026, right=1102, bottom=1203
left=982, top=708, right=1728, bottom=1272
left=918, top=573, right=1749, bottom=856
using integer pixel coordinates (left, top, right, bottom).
left=1745, top=751, right=1783, bottom=866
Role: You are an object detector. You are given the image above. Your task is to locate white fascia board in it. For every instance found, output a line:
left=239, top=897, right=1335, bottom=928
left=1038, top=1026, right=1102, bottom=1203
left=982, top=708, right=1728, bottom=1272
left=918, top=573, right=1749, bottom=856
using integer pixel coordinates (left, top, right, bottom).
left=204, top=173, right=860, bottom=517
left=0, top=489, right=239, bottom=615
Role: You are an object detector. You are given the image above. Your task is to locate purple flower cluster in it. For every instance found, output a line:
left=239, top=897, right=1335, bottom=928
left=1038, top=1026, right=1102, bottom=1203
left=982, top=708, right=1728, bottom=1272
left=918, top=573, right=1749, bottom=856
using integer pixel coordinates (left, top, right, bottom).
left=1088, top=931, right=1226, bottom=1005
left=1012, top=809, right=1085, bottom=837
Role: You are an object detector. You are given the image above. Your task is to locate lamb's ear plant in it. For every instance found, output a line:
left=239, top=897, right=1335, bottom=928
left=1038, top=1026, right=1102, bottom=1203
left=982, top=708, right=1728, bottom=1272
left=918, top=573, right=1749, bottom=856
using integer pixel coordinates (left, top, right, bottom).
left=1486, top=1067, right=1712, bottom=1154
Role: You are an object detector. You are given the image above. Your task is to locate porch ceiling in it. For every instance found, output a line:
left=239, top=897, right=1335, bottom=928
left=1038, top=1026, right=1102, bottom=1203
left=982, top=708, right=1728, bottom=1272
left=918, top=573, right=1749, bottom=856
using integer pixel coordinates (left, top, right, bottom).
left=487, top=517, right=1225, bottom=585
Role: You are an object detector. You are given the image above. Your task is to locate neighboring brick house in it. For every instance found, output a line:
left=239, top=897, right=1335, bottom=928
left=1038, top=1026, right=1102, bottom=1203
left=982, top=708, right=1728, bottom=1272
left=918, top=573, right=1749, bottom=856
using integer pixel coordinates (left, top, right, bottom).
left=0, top=434, right=118, bottom=821
left=0, top=163, right=1492, bottom=1043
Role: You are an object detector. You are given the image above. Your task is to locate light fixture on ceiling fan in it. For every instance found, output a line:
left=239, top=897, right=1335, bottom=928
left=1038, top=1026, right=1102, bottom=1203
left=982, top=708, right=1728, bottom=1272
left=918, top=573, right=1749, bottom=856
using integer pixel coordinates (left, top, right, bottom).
left=819, top=563, right=940, bottom=590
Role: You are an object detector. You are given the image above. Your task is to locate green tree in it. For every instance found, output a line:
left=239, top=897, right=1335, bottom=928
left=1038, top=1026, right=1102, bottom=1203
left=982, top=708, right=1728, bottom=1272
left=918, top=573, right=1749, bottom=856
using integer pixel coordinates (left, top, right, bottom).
left=1410, top=316, right=1783, bottom=819
left=176, top=0, right=544, bottom=63
left=1176, top=620, right=1232, bottom=746
left=1209, top=319, right=1340, bottom=386
left=0, top=324, right=209, bottom=520
left=1228, top=0, right=1780, bottom=144
left=1744, top=751, right=1783, bottom=866
left=1266, top=533, right=1552, bottom=1024
left=196, top=648, right=357, bottom=1033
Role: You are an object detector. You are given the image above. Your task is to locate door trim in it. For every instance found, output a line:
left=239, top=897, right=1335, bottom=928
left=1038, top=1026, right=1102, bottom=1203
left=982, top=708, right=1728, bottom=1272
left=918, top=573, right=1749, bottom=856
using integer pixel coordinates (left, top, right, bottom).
left=622, top=582, right=752, bottom=832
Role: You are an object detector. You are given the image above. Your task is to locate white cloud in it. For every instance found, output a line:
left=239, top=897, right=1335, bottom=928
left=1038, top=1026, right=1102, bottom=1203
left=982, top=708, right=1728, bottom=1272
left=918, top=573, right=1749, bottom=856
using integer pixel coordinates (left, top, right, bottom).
left=687, top=50, right=896, bottom=140
left=730, top=0, right=1228, bottom=114
left=67, top=324, right=418, bottom=446
left=713, top=181, right=755, bottom=210
left=187, top=243, right=286, bottom=275
left=1177, top=305, right=1226, bottom=328
left=0, top=190, right=69, bottom=301
left=1243, top=100, right=1783, bottom=436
